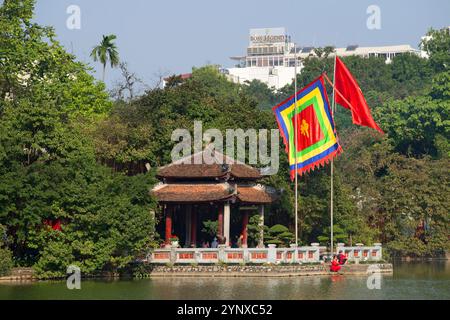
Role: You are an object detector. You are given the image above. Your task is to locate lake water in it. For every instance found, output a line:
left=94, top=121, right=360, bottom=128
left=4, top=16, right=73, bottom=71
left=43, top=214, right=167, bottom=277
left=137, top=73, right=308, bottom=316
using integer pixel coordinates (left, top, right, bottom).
left=0, top=261, right=449, bottom=300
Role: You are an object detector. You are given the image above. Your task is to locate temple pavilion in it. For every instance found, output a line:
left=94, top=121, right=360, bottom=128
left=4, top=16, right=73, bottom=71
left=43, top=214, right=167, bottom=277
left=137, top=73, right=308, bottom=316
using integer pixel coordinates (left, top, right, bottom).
left=151, top=150, right=277, bottom=248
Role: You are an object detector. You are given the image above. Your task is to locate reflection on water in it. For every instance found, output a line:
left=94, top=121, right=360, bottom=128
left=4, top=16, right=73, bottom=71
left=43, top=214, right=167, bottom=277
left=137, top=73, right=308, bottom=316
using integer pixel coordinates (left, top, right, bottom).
left=0, top=261, right=449, bottom=300
left=393, top=259, right=449, bottom=280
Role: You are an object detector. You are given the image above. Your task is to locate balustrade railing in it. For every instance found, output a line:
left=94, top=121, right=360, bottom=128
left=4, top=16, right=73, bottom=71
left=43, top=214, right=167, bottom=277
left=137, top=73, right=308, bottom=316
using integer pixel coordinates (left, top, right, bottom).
left=335, top=243, right=382, bottom=261
left=145, top=243, right=383, bottom=264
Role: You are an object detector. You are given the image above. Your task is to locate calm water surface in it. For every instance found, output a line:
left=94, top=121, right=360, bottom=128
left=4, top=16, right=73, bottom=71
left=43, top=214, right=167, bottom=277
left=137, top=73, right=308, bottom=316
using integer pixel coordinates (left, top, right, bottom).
left=0, top=261, right=449, bottom=300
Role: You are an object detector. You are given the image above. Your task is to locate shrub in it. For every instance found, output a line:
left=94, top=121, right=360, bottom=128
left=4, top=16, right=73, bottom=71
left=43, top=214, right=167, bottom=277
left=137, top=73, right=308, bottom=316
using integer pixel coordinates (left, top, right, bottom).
left=0, top=247, right=13, bottom=276
left=264, top=224, right=295, bottom=247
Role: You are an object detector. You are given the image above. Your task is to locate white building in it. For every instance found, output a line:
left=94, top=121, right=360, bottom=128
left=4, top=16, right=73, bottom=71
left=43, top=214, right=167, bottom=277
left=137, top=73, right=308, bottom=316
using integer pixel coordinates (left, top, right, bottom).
left=227, top=28, right=421, bottom=90
left=227, top=27, right=301, bottom=90
left=330, top=44, right=420, bottom=63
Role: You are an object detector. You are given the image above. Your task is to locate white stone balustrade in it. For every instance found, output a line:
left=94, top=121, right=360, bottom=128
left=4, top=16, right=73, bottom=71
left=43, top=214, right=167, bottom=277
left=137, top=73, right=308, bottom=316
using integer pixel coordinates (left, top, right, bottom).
left=335, top=243, right=382, bottom=261
left=146, top=243, right=324, bottom=264
left=146, top=243, right=383, bottom=264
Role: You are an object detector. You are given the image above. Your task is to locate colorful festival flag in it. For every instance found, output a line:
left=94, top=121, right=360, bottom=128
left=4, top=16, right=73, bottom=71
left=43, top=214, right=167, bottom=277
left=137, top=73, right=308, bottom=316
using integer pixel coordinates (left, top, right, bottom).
left=272, top=76, right=341, bottom=179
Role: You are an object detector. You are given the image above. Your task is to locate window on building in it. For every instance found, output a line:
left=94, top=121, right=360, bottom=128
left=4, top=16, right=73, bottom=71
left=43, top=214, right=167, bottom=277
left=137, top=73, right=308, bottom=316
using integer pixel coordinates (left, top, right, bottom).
left=257, top=57, right=263, bottom=67
left=274, top=57, right=280, bottom=66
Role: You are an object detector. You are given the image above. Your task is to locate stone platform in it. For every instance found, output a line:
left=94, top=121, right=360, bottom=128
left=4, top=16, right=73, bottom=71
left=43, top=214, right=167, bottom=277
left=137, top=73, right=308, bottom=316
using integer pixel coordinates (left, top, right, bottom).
left=0, top=268, right=35, bottom=281
left=140, top=263, right=393, bottom=278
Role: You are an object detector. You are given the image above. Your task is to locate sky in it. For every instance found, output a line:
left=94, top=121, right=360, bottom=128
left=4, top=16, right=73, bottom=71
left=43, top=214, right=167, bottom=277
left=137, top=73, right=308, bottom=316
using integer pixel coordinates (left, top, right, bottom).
left=31, top=0, right=450, bottom=88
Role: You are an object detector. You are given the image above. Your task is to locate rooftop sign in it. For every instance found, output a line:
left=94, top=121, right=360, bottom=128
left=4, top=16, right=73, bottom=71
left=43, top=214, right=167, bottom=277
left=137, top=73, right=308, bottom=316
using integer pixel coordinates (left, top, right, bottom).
left=249, top=27, right=286, bottom=45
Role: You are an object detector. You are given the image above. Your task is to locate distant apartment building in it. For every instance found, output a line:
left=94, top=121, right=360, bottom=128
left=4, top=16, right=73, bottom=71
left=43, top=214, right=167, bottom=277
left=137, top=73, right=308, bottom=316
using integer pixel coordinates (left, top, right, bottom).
left=226, top=27, right=421, bottom=90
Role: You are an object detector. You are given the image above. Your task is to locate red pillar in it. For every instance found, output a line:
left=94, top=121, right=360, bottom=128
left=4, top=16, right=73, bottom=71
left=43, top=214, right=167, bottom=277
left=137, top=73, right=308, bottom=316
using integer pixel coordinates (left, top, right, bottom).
left=165, top=206, right=172, bottom=244
left=218, top=205, right=223, bottom=238
left=190, top=211, right=197, bottom=246
left=241, top=211, right=249, bottom=247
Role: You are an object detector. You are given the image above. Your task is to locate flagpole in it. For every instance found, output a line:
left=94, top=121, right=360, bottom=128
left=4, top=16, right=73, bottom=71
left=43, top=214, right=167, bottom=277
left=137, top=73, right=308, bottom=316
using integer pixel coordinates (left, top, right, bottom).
left=293, top=44, right=299, bottom=246
left=330, top=53, right=337, bottom=257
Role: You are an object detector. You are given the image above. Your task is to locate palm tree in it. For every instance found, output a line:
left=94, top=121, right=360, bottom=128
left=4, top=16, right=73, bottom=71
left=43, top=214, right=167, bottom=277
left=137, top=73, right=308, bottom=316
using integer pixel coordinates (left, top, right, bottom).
left=90, top=34, right=120, bottom=82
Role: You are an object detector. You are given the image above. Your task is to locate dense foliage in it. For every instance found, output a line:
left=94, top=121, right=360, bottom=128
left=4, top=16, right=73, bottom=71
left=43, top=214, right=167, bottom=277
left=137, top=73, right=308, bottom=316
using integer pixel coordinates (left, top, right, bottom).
left=0, top=224, right=13, bottom=276
left=0, top=0, right=448, bottom=280
left=0, top=0, right=156, bottom=278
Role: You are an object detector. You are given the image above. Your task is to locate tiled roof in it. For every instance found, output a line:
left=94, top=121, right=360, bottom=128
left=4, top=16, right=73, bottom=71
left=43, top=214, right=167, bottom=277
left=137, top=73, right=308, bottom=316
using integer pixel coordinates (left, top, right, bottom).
left=237, top=185, right=275, bottom=204
left=156, top=163, right=261, bottom=180
left=157, top=150, right=261, bottom=180
left=151, top=183, right=276, bottom=204
left=151, top=183, right=233, bottom=203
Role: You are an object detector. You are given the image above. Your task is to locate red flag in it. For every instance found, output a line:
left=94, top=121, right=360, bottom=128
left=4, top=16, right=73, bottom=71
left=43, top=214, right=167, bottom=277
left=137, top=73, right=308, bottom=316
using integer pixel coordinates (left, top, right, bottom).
left=334, top=56, right=383, bottom=133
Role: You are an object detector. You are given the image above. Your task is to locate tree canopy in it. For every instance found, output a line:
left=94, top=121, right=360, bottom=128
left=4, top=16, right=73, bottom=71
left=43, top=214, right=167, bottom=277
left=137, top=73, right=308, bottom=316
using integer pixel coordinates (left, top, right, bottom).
left=0, top=0, right=156, bottom=277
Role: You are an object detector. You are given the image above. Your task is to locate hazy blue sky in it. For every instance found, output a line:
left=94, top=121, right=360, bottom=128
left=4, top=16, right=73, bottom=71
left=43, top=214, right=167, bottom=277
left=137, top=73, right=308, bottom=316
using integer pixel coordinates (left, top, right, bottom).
left=32, top=0, right=450, bottom=87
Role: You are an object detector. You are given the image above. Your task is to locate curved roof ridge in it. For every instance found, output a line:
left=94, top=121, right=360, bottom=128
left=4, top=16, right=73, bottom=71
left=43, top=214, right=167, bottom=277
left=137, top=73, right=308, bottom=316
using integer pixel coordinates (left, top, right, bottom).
left=167, top=149, right=250, bottom=166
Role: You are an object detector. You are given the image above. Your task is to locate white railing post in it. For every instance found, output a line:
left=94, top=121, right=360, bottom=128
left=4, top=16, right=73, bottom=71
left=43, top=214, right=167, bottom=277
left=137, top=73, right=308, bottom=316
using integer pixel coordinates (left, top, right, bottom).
left=243, top=247, right=250, bottom=264
left=290, top=244, right=298, bottom=264
left=311, top=243, right=320, bottom=262
left=194, top=249, right=200, bottom=264
left=218, top=244, right=226, bottom=263
left=268, top=244, right=276, bottom=263
left=224, top=203, right=231, bottom=247
left=170, top=246, right=177, bottom=264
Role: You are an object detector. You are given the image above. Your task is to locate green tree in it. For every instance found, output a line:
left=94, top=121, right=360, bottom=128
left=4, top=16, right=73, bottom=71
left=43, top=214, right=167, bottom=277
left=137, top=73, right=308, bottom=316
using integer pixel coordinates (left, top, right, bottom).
left=30, top=171, right=157, bottom=278
left=338, top=130, right=449, bottom=257
left=0, top=224, right=13, bottom=276
left=90, top=34, right=120, bottom=82
left=247, top=214, right=266, bottom=247
left=241, top=79, right=278, bottom=110
left=375, top=90, right=449, bottom=157
left=0, top=0, right=111, bottom=118
left=0, top=0, right=157, bottom=277
left=421, top=27, right=450, bottom=73
left=202, top=220, right=218, bottom=239
left=264, top=224, right=294, bottom=247
left=317, top=225, right=347, bottom=246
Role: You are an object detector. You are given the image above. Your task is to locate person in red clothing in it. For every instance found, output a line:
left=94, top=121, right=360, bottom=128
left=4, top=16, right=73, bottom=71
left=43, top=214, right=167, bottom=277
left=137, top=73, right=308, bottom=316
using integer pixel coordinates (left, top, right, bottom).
left=338, top=250, right=348, bottom=265
left=330, top=255, right=341, bottom=272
